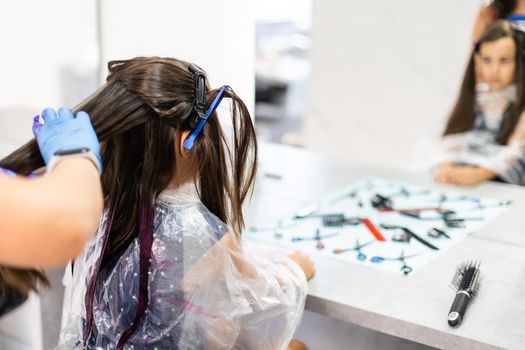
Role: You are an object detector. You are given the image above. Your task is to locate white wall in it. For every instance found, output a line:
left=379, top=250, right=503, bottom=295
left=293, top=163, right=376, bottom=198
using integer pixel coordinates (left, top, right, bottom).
left=0, top=1, right=99, bottom=112
left=304, top=0, right=483, bottom=169
left=99, top=0, right=255, bottom=113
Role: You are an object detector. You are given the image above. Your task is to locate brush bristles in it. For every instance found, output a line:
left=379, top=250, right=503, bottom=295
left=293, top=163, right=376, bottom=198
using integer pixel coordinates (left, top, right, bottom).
left=450, top=260, right=481, bottom=296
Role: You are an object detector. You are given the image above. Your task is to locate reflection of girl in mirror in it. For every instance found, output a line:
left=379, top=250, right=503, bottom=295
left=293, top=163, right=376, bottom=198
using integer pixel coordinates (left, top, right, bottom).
left=435, top=20, right=525, bottom=186
left=472, top=0, right=525, bottom=42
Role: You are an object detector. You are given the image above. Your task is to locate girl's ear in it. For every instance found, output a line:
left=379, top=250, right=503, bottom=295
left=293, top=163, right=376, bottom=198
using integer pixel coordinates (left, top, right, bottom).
left=179, top=130, right=192, bottom=157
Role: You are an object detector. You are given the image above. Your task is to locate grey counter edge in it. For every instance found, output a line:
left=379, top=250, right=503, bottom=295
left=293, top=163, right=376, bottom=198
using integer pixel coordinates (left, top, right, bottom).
left=305, top=294, right=505, bottom=350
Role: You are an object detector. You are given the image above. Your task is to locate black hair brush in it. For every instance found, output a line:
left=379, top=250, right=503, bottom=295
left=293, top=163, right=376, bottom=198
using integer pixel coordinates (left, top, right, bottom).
left=448, top=260, right=481, bottom=327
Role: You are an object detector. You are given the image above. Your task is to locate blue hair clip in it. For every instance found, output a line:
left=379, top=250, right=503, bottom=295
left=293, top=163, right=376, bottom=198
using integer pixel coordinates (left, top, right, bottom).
left=183, top=85, right=231, bottom=150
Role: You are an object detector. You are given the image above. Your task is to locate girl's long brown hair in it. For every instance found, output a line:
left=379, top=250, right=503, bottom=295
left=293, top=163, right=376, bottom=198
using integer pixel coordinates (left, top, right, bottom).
left=444, top=20, right=525, bottom=144
left=492, top=0, right=517, bottom=18
left=0, top=57, right=257, bottom=346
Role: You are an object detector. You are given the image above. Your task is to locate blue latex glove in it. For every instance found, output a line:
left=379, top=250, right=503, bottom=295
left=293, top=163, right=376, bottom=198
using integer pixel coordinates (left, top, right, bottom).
left=0, top=167, right=36, bottom=179
left=32, top=107, right=102, bottom=173
left=0, top=167, right=17, bottom=177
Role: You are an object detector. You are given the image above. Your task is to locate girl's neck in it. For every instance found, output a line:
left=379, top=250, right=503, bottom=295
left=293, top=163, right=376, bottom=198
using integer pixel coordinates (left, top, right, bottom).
left=167, top=159, right=197, bottom=189
left=166, top=131, right=199, bottom=190
left=167, top=171, right=194, bottom=189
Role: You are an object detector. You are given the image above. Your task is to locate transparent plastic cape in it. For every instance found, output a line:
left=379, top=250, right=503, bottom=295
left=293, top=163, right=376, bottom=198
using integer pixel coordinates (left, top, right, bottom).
left=57, top=183, right=307, bottom=349
left=433, top=130, right=525, bottom=185
left=430, top=85, right=525, bottom=185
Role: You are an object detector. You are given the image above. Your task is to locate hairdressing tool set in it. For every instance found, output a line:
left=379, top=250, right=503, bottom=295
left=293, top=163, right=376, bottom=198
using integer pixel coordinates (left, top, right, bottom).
left=329, top=190, right=364, bottom=208
left=320, top=215, right=385, bottom=241
left=293, top=204, right=320, bottom=219
left=379, top=224, right=439, bottom=250
left=463, top=200, right=512, bottom=211
left=371, top=187, right=431, bottom=210
left=389, top=187, right=430, bottom=198
left=333, top=239, right=374, bottom=260
left=370, top=250, right=420, bottom=276
left=438, top=194, right=471, bottom=204
left=371, top=194, right=393, bottom=210
left=291, top=229, right=339, bottom=250
left=396, top=208, right=484, bottom=229
left=329, top=181, right=374, bottom=207
left=247, top=177, right=510, bottom=276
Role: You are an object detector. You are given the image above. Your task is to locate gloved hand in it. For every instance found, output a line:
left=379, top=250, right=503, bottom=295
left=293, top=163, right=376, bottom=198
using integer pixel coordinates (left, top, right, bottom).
left=0, top=167, right=17, bottom=177
left=32, top=107, right=102, bottom=173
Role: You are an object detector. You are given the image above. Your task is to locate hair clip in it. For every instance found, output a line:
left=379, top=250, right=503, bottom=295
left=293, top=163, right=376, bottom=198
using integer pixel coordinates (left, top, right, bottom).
left=183, top=85, right=231, bottom=150
left=188, top=64, right=207, bottom=130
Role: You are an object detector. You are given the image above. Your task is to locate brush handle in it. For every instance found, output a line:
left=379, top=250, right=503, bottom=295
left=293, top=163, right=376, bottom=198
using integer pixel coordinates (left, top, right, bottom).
left=448, top=291, right=470, bottom=327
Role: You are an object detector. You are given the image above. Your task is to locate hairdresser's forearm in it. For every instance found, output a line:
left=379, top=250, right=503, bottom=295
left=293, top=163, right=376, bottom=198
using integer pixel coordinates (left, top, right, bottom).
left=0, top=158, right=103, bottom=267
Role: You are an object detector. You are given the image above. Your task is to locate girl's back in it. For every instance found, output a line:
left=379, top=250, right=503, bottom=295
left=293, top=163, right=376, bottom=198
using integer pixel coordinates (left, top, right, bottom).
left=59, top=183, right=307, bottom=349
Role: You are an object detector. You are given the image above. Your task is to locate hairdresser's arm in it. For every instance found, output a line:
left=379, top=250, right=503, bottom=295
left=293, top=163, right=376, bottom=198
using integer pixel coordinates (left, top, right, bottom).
left=472, top=5, right=493, bottom=43
left=0, top=158, right=102, bottom=267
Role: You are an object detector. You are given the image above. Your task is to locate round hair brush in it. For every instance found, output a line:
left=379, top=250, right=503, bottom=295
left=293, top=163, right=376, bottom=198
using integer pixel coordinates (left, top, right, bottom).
left=448, top=260, right=481, bottom=327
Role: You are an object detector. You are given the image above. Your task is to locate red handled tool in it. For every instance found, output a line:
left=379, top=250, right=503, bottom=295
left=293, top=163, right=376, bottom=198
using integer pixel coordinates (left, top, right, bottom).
left=361, top=218, right=386, bottom=241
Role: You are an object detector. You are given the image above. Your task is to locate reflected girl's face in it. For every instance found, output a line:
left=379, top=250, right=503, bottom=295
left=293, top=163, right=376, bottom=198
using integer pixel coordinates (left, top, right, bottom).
left=476, top=37, right=516, bottom=91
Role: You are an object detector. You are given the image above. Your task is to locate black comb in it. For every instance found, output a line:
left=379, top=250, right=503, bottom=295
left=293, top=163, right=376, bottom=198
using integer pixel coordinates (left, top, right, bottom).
left=322, top=214, right=346, bottom=226
left=444, top=218, right=466, bottom=228
left=322, top=214, right=361, bottom=227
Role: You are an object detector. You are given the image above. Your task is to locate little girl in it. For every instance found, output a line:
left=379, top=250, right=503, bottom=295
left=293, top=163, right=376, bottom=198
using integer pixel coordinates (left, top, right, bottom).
left=434, top=20, right=525, bottom=186
left=2, top=57, right=312, bottom=349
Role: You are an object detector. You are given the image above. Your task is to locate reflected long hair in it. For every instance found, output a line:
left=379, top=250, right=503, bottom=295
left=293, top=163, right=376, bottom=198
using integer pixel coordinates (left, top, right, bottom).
left=491, top=0, right=517, bottom=18
left=0, top=57, right=257, bottom=347
left=443, top=20, right=525, bottom=144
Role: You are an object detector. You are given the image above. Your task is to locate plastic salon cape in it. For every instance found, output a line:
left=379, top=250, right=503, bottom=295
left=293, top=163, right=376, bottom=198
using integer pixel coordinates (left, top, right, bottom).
left=57, top=183, right=307, bottom=349
left=435, top=84, right=525, bottom=185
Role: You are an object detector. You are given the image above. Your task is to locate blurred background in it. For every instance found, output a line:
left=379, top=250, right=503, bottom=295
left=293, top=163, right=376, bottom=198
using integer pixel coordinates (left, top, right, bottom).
left=0, top=1, right=486, bottom=349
